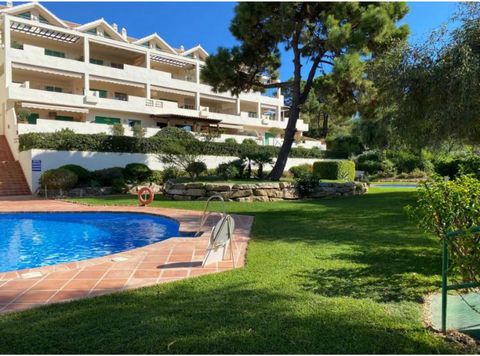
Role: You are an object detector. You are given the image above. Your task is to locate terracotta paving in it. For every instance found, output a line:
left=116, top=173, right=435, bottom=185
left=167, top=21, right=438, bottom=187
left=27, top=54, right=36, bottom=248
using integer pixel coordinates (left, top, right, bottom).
left=0, top=196, right=253, bottom=314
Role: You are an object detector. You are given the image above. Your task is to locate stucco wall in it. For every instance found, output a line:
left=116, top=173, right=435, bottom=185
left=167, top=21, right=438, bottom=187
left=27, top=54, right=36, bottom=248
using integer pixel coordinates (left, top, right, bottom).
left=24, top=149, right=322, bottom=192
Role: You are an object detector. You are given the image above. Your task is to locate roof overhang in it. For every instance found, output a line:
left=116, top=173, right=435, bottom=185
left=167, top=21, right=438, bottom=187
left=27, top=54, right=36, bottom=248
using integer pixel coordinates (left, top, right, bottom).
left=151, top=86, right=195, bottom=97
left=150, top=114, right=221, bottom=124
left=10, top=20, right=80, bottom=43
left=12, top=62, right=82, bottom=78
left=90, top=76, right=144, bottom=88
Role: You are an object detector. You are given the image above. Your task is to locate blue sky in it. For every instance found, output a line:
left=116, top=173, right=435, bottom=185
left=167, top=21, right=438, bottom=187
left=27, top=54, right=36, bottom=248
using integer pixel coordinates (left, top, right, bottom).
left=11, top=1, right=460, bottom=81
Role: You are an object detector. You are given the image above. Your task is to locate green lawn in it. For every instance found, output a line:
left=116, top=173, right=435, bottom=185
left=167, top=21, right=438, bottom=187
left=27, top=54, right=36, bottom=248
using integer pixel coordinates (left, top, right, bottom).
left=0, top=188, right=467, bottom=353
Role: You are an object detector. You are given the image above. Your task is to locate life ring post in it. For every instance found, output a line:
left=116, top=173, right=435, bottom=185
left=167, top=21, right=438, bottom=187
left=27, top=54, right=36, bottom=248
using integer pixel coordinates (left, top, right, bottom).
left=137, top=187, right=155, bottom=206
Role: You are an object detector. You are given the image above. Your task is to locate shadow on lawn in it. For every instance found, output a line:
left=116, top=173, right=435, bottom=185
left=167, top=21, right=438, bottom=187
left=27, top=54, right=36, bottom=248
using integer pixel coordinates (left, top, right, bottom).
left=0, top=278, right=452, bottom=354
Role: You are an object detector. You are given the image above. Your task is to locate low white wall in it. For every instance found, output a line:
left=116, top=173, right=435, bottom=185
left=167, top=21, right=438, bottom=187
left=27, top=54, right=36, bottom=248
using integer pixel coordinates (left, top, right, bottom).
left=25, top=149, right=322, bottom=193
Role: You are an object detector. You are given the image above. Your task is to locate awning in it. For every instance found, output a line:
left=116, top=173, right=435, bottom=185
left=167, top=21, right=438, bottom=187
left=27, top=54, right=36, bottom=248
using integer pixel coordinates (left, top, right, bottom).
left=151, top=114, right=221, bottom=124
left=12, top=63, right=82, bottom=79
left=151, top=86, right=195, bottom=97
left=90, top=76, right=144, bottom=88
left=10, top=21, right=80, bottom=43
left=150, top=54, right=192, bottom=68
left=21, top=102, right=89, bottom=114
left=200, top=94, right=236, bottom=104
left=216, top=123, right=244, bottom=130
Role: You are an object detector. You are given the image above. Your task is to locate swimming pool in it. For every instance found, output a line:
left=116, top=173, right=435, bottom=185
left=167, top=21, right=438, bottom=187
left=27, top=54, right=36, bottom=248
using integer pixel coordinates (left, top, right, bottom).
left=0, top=212, right=181, bottom=272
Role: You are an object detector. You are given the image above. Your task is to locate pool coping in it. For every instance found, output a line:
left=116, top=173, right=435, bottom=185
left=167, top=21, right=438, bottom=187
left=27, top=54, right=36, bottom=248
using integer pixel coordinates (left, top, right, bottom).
left=0, top=198, right=253, bottom=314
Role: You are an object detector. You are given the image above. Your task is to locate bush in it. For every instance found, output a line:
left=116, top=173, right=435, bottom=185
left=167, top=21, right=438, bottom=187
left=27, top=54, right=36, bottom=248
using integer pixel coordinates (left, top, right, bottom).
left=185, top=161, right=207, bottom=179
left=242, top=138, right=258, bottom=145
left=224, top=138, right=237, bottom=144
left=434, top=154, right=480, bottom=179
left=111, top=123, right=125, bottom=136
left=93, top=167, right=125, bottom=186
left=162, top=166, right=183, bottom=182
left=326, top=135, right=363, bottom=159
left=217, top=162, right=240, bottom=180
left=18, top=132, right=327, bottom=159
left=289, top=164, right=313, bottom=178
left=153, top=127, right=196, bottom=141
left=40, top=168, right=78, bottom=190
left=132, top=123, right=146, bottom=138
left=295, top=173, right=319, bottom=197
left=406, top=175, right=480, bottom=283
left=111, top=177, right=127, bottom=193
left=313, top=160, right=355, bottom=181
left=150, top=170, right=163, bottom=185
left=124, top=163, right=152, bottom=183
left=386, top=150, right=423, bottom=173
left=59, top=164, right=91, bottom=185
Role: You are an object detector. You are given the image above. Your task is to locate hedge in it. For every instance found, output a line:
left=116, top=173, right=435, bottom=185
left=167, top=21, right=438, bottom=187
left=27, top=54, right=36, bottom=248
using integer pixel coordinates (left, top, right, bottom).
left=313, top=160, right=355, bottom=181
left=19, top=131, right=328, bottom=159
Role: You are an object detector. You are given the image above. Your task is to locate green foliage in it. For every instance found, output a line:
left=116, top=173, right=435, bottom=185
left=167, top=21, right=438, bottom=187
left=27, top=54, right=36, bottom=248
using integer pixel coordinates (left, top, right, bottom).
left=326, top=135, right=363, bottom=159
left=153, top=127, right=196, bottom=142
left=248, top=151, right=275, bottom=179
left=131, top=123, right=146, bottom=139
left=93, top=167, right=125, bottom=187
left=17, top=108, right=32, bottom=123
left=150, top=170, right=163, bottom=185
left=111, top=177, right=127, bottom=193
left=242, top=138, right=257, bottom=145
left=216, top=162, right=240, bottom=180
left=18, top=132, right=326, bottom=159
left=294, top=173, right=319, bottom=197
left=111, top=123, right=125, bottom=136
left=185, top=161, right=207, bottom=179
left=224, top=138, right=237, bottom=144
left=313, top=160, right=355, bottom=181
left=289, top=164, right=313, bottom=178
left=162, top=166, right=183, bottom=182
left=124, top=163, right=152, bottom=184
left=59, top=164, right=91, bottom=185
left=406, top=175, right=480, bottom=283
left=40, top=168, right=78, bottom=190
left=433, top=153, right=480, bottom=179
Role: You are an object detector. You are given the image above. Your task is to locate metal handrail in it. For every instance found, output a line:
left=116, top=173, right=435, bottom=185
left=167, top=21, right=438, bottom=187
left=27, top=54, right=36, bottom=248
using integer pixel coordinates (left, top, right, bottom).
left=195, top=194, right=226, bottom=237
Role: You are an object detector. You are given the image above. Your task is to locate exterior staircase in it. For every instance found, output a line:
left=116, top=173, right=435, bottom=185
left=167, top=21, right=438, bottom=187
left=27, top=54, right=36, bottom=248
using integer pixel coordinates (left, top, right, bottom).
left=0, top=136, right=31, bottom=196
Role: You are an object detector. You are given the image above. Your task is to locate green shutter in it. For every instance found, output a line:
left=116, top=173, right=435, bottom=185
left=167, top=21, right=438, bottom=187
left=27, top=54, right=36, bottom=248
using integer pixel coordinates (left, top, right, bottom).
left=27, top=113, right=39, bottom=125
left=45, top=86, right=63, bottom=93
left=95, top=116, right=121, bottom=125
left=91, top=88, right=107, bottom=98
left=45, top=49, right=65, bottom=58
left=90, top=58, right=104, bottom=65
left=55, top=116, right=74, bottom=122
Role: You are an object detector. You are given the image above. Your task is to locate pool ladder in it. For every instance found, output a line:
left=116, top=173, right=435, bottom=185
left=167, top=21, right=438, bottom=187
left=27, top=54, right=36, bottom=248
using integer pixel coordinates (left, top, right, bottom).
left=195, top=194, right=226, bottom=237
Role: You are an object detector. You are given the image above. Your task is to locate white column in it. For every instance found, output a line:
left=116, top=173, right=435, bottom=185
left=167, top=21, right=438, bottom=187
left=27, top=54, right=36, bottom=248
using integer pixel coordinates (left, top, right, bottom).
left=195, top=92, right=200, bottom=110
left=4, top=16, right=11, bottom=86
left=146, top=50, right=151, bottom=99
left=195, top=61, right=200, bottom=84
left=236, top=98, right=241, bottom=115
left=277, top=86, right=282, bottom=98
left=83, top=37, right=90, bottom=94
left=276, top=105, right=282, bottom=121
left=257, top=102, right=261, bottom=119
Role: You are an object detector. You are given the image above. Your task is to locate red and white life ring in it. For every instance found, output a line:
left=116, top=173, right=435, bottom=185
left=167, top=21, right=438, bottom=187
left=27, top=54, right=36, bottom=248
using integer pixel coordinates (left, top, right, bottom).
left=138, top=187, right=154, bottom=206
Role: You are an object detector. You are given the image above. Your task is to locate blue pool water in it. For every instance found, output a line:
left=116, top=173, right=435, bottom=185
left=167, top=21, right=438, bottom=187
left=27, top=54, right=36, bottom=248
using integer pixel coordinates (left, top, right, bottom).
left=0, top=212, right=181, bottom=272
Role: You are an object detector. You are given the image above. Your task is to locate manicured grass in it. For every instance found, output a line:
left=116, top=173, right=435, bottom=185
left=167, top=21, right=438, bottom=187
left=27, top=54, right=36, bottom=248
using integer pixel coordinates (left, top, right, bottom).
left=0, top=189, right=465, bottom=353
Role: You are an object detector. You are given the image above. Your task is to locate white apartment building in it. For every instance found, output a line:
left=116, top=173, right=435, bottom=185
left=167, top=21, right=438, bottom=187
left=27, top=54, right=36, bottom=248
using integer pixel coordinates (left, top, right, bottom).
left=0, top=1, right=317, bottom=160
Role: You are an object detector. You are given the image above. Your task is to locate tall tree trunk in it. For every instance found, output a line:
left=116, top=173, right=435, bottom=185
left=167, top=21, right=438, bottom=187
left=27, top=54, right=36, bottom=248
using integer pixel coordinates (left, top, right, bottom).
left=268, top=106, right=299, bottom=180
left=321, top=113, right=329, bottom=138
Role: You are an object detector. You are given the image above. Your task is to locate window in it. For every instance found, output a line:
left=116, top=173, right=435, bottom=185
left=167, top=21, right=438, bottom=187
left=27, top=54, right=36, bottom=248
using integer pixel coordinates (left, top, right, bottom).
left=111, top=62, right=124, bottom=69
left=45, top=49, right=65, bottom=58
left=114, top=92, right=128, bottom=101
left=95, top=116, right=121, bottom=125
left=87, top=28, right=97, bottom=35
left=27, top=113, right=39, bottom=125
left=39, top=15, right=49, bottom=24
left=176, top=125, right=192, bottom=132
left=248, top=112, right=257, bottom=118
left=45, top=86, right=63, bottom=93
left=91, top=88, right=107, bottom=98
left=141, top=41, right=149, bottom=48
left=11, top=41, right=23, bottom=50
left=17, top=12, right=31, bottom=20
left=128, top=119, right=141, bottom=127
left=103, top=32, right=111, bottom=39
left=156, top=122, right=168, bottom=128
left=55, top=115, right=74, bottom=122
left=89, top=58, right=104, bottom=65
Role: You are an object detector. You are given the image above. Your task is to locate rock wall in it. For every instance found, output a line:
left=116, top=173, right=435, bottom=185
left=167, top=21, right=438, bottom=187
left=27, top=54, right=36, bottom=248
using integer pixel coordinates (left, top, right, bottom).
left=164, top=181, right=368, bottom=202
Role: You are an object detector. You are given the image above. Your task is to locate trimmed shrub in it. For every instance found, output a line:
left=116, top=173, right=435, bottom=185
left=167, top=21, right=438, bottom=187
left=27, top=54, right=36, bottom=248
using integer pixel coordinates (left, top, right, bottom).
left=295, top=173, right=319, bottom=197
left=434, top=154, right=480, bottom=179
left=289, top=164, right=313, bottom=178
left=224, top=138, right=237, bottom=144
left=59, top=164, right=91, bottom=185
left=93, top=167, right=125, bottom=186
left=217, top=162, right=240, bottom=180
left=153, top=127, right=196, bottom=141
left=313, top=160, right=355, bottom=181
left=40, top=168, right=78, bottom=190
left=162, top=166, right=183, bottom=182
left=150, top=170, right=163, bottom=185
left=185, top=161, right=207, bottom=179
left=111, top=177, right=127, bottom=193
left=124, top=163, right=152, bottom=183
left=242, top=138, right=258, bottom=145
left=18, top=132, right=327, bottom=159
